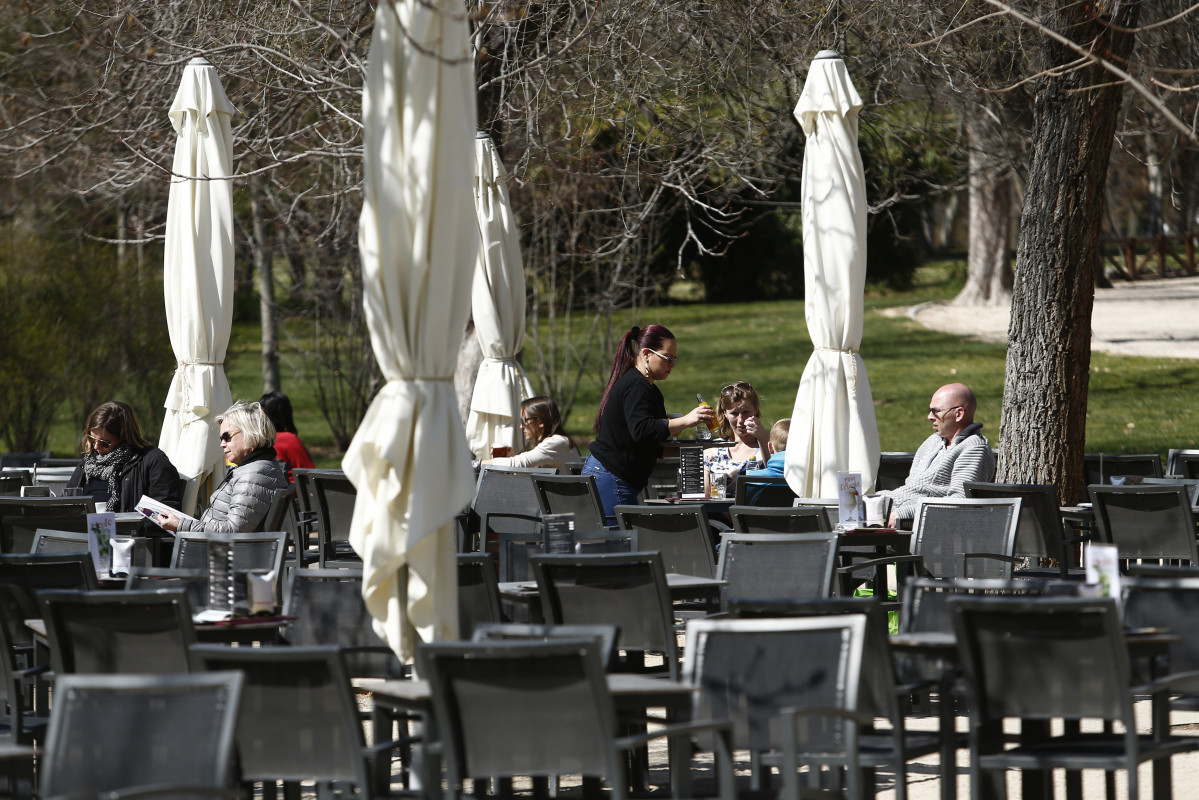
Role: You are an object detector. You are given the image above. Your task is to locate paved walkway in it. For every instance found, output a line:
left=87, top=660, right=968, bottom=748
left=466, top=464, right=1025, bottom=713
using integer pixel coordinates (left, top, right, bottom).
left=899, top=275, right=1199, bottom=360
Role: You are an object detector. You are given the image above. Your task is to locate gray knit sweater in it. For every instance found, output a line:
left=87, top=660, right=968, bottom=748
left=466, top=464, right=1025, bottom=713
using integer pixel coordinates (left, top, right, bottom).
left=880, top=423, right=996, bottom=522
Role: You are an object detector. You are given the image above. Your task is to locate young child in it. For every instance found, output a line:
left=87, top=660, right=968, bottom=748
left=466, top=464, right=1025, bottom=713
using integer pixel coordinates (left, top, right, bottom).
left=746, top=418, right=789, bottom=477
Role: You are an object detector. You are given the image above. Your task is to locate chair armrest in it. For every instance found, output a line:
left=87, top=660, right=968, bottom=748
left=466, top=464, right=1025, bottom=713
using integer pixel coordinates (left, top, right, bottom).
left=836, top=554, right=924, bottom=575
left=614, top=718, right=735, bottom=800
left=92, top=787, right=245, bottom=800
left=958, top=552, right=1022, bottom=572
left=1133, top=669, right=1199, bottom=696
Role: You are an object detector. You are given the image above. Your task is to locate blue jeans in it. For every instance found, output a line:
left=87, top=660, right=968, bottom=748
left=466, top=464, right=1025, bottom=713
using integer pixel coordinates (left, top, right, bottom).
left=582, top=455, right=638, bottom=525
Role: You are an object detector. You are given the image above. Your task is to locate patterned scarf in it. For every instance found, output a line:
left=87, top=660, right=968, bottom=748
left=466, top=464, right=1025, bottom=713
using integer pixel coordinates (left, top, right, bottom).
left=81, top=444, right=135, bottom=511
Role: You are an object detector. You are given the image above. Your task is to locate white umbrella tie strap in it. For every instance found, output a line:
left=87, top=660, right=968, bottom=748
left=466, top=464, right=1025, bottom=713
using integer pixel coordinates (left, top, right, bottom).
left=177, top=360, right=222, bottom=367
left=813, top=346, right=860, bottom=400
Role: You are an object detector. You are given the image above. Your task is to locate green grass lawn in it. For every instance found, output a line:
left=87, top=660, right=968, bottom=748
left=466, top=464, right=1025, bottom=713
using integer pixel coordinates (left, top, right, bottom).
left=39, top=259, right=1199, bottom=466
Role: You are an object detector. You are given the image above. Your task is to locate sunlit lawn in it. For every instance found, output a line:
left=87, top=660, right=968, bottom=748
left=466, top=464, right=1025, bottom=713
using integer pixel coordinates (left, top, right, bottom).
left=44, top=258, right=1199, bottom=466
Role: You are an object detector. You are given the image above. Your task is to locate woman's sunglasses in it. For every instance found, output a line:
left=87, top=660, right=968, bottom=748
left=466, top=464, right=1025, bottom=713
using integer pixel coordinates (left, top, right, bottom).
left=720, top=381, right=753, bottom=397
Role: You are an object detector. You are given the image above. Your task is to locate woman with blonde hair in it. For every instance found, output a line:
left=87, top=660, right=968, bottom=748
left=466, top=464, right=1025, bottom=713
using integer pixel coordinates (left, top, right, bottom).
left=155, top=400, right=288, bottom=534
left=485, top=396, right=579, bottom=471
left=704, top=381, right=771, bottom=479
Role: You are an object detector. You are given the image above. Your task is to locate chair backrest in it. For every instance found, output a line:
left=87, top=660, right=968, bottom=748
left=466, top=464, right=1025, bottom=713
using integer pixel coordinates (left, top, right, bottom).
left=264, top=485, right=297, bottom=536
left=729, top=505, right=831, bottom=534
left=531, top=551, right=679, bottom=679
left=963, top=481, right=1065, bottom=562
left=1083, top=452, right=1164, bottom=485
left=613, top=504, right=717, bottom=578
left=911, top=497, right=1022, bottom=579
left=39, top=588, right=196, bottom=675
left=794, top=498, right=840, bottom=527
left=190, top=644, right=369, bottom=789
left=0, top=452, right=50, bottom=469
left=470, top=623, right=621, bottom=669
left=1167, top=449, right=1199, bottom=479
left=1122, top=575, right=1199, bottom=695
left=458, top=554, right=502, bottom=638
left=898, top=576, right=1057, bottom=635
left=282, top=568, right=403, bottom=678
left=683, top=615, right=866, bottom=753
left=125, top=567, right=211, bottom=614
left=530, top=474, right=607, bottom=529
left=40, top=672, right=243, bottom=798
left=950, top=597, right=1131, bottom=724
left=875, top=451, right=916, bottom=491
left=716, top=533, right=839, bottom=607
left=734, top=474, right=798, bottom=507
left=171, top=530, right=289, bottom=577
left=0, top=552, right=99, bottom=648
left=470, top=466, right=553, bottom=539
left=419, top=639, right=619, bottom=786
left=31, top=528, right=90, bottom=555
left=479, top=510, right=543, bottom=555
left=1087, top=483, right=1198, bottom=564
left=0, top=592, right=39, bottom=745
left=309, top=469, right=358, bottom=565
left=497, top=530, right=635, bottom=583
left=642, top=457, right=680, bottom=500
left=0, top=496, right=94, bottom=553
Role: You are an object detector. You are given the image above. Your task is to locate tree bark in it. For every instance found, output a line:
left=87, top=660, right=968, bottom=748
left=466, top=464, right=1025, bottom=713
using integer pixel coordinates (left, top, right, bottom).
left=954, top=104, right=1013, bottom=306
left=250, top=175, right=281, bottom=393
left=1000, top=0, right=1142, bottom=503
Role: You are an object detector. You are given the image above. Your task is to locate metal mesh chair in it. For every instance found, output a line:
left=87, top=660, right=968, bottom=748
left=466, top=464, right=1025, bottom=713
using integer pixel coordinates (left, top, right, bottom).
left=531, top=552, right=679, bottom=679
left=876, top=452, right=916, bottom=492
left=458, top=554, right=502, bottom=638
left=734, top=475, right=798, bottom=507
left=1084, top=452, right=1164, bottom=486
left=530, top=474, right=609, bottom=530
left=466, top=466, right=554, bottom=551
left=729, top=505, right=831, bottom=533
left=716, top=533, right=839, bottom=608
left=964, top=481, right=1075, bottom=573
left=1088, top=483, right=1198, bottom=565
left=190, top=645, right=375, bottom=798
left=950, top=596, right=1199, bottom=800
left=39, top=672, right=243, bottom=800
left=309, top=469, right=360, bottom=567
left=419, top=638, right=734, bottom=800
left=614, top=504, right=718, bottom=578
left=39, top=588, right=195, bottom=675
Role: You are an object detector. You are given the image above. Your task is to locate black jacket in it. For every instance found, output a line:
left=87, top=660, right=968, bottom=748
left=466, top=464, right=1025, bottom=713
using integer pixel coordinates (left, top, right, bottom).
left=66, top=445, right=183, bottom=513
left=589, top=368, right=670, bottom=489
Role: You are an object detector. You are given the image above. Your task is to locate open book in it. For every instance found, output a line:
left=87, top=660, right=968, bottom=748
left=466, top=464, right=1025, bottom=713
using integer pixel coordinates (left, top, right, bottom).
left=134, top=495, right=197, bottom=531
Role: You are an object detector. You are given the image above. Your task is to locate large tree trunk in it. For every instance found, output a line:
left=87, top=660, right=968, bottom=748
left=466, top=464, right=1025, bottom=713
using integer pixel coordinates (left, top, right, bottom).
left=1000, top=0, right=1141, bottom=504
left=250, top=175, right=281, bottom=393
left=955, top=104, right=1014, bottom=306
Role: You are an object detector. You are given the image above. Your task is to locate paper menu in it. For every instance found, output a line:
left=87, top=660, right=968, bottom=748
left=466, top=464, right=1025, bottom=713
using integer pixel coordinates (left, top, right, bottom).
left=87, top=512, right=116, bottom=573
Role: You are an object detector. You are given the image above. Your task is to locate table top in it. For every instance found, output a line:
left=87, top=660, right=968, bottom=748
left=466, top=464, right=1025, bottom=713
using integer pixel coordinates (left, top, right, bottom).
left=499, top=572, right=726, bottom=597
left=367, top=672, right=695, bottom=709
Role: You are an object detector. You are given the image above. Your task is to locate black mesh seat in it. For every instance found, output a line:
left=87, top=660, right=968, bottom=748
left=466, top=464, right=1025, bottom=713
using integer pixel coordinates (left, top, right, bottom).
left=471, top=623, right=621, bottom=669
left=964, top=481, right=1078, bottom=575
left=39, top=588, right=195, bottom=675
left=170, top=531, right=289, bottom=605
left=190, top=645, right=377, bottom=798
left=466, top=466, right=554, bottom=552
left=729, top=505, right=832, bottom=534
left=28, top=529, right=89, bottom=555
left=1084, top=452, right=1163, bottom=486
left=418, top=638, right=734, bottom=800
left=38, top=671, right=243, bottom=800
left=309, top=469, right=360, bottom=567
left=530, top=474, right=609, bottom=530
left=0, top=496, right=94, bottom=553
left=950, top=596, right=1199, bottom=800
left=876, top=452, right=917, bottom=491
left=531, top=552, right=679, bottom=679
left=0, top=553, right=98, bottom=656
left=281, top=568, right=403, bottom=679
left=715, top=532, right=839, bottom=609
left=734, top=475, right=798, bottom=507
left=1123, top=574, right=1199, bottom=706
left=1088, top=483, right=1198, bottom=566
left=614, top=504, right=718, bottom=578
left=125, top=567, right=212, bottom=615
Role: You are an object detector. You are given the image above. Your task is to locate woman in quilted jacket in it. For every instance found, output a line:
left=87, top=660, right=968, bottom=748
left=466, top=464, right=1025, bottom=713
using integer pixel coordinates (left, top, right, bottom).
left=155, top=400, right=288, bottom=534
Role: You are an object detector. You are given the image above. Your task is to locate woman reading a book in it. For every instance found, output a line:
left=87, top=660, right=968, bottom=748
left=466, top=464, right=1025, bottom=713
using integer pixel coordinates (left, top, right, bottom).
left=155, top=400, right=288, bottom=534
left=65, top=401, right=182, bottom=514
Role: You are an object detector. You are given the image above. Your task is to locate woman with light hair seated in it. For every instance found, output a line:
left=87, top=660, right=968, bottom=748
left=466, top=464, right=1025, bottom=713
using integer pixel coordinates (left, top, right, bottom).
left=155, top=401, right=289, bottom=534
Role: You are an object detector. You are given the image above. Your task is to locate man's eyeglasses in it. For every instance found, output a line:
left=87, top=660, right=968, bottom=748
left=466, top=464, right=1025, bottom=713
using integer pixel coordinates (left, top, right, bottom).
left=219, top=430, right=241, bottom=443
left=928, top=405, right=962, bottom=417
left=721, top=381, right=753, bottom=397
left=89, top=434, right=115, bottom=448
left=647, top=349, right=678, bottom=366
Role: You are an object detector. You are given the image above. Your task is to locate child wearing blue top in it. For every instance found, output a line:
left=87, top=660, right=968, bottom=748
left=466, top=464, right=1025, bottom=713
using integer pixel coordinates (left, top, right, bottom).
left=745, top=418, right=790, bottom=477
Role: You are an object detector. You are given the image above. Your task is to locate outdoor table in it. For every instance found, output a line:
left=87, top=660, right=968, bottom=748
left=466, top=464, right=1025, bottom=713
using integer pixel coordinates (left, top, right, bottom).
left=366, top=672, right=697, bottom=800
left=644, top=497, right=735, bottom=516
left=498, top=572, right=726, bottom=623
left=836, top=528, right=912, bottom=602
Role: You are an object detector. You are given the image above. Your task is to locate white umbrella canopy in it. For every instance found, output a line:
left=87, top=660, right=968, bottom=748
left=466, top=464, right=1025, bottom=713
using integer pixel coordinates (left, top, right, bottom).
left=465, top=132, right=535, bottom=459
left=159, top=57, right=236, bottom=485
left=785, top=51, right=881, bottom=497
left=344, top=0, right=478, bottom=661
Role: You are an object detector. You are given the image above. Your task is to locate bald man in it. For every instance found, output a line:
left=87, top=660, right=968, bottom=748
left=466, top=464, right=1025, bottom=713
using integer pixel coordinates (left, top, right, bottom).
left=879, top=383, right=997, bottom=527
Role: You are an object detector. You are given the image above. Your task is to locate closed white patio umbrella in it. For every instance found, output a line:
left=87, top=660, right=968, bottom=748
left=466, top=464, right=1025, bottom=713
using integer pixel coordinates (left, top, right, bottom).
left=785, top=51, right=881, bottom=497
left=344, top=0, right=478, bottom=660
left=465, top=132, right=535, bottom=459
left=159, top=57, right=236, bottom=488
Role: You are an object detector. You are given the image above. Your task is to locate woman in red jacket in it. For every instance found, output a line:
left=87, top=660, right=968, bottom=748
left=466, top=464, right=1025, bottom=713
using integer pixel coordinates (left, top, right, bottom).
left=260, top=391, right=315, bottom=482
